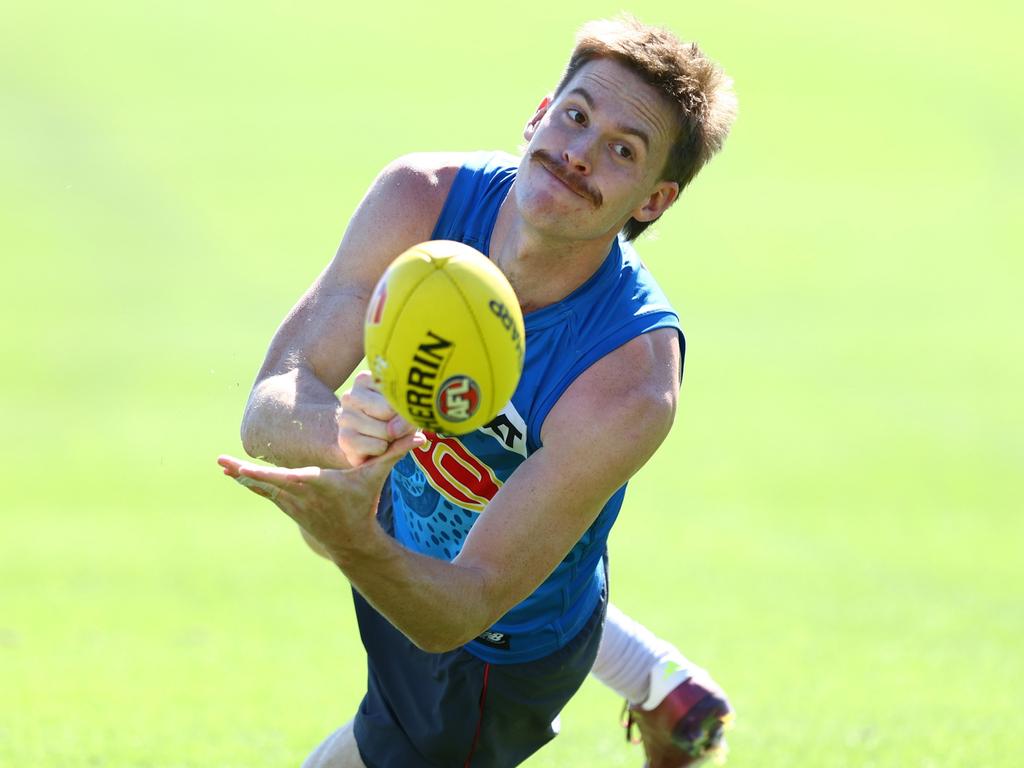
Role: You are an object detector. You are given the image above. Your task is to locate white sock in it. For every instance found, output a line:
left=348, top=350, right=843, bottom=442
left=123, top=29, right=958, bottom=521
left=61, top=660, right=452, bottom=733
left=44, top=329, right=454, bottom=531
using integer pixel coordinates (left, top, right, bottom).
left=592, top=603, right=695, bottom=709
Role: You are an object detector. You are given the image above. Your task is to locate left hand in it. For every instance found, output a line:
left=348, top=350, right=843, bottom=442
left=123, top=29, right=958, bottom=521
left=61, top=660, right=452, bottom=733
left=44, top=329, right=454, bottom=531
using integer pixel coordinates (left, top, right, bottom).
left=217, top=431, right=425, bottom=556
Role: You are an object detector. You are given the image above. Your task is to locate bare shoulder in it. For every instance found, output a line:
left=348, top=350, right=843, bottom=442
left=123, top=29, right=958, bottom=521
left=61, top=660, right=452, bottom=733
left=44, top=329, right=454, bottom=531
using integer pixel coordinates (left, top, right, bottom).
left=372, top=151, right=468, bottom=211
left=325, top=152, right=472, bottom=288
left=540, top=328, right=681, bottom=470
left=254, top=152, right=477, bottom=387
left=365, top=151, right=473, bottom=230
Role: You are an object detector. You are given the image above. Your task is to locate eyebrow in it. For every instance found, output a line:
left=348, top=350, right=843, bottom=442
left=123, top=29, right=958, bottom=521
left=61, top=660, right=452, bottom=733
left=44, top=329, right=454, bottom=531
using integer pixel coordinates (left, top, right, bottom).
left=565, top=86, right=652, bottom=151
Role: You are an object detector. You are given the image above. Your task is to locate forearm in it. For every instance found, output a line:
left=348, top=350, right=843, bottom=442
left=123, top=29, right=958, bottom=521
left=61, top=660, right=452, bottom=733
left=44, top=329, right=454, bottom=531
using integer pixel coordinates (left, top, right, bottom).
left=241, top=367, right=351, bottom=469
left=326, top=523, right=497, bottom=653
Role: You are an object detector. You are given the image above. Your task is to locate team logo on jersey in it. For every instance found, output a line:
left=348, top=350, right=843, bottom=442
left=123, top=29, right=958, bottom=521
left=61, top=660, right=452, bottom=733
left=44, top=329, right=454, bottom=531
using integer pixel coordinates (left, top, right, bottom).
left=412, top=431, right=501, bottom=512
left=436, top=375, right=480, bottom=422
left=475, top=629, right=511, bottom=651
left=482, top=400, right=528, bottom=457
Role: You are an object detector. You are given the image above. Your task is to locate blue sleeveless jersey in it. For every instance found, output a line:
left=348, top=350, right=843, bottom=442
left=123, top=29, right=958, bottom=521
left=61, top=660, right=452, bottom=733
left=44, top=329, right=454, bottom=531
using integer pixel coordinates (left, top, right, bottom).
left=388, top=151, right=684, bottom=663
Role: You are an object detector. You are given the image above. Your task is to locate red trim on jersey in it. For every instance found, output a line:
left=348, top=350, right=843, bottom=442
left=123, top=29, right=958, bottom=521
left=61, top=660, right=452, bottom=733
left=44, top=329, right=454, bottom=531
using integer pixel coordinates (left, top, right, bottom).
left=463, top=662, right=492, bottom=767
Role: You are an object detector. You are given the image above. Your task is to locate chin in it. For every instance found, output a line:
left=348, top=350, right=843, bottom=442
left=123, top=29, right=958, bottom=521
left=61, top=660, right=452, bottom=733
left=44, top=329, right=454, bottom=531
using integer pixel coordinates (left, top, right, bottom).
left=521, top=198, right=588, bottom=238
left=516, top=180, right=589, bottom=236
left=522, top=198, right=625, bottom=244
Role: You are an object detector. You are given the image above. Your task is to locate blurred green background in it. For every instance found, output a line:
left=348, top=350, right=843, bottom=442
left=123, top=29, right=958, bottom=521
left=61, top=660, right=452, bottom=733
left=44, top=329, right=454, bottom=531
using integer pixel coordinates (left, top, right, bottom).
left=2, top=0, right=1021, bottom=766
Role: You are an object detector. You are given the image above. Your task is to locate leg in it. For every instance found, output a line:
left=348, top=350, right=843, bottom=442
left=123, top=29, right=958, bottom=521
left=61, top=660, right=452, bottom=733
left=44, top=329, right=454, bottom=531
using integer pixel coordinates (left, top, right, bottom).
left=592, top=603, right=732, bottom=767
left=301, top=720, right=367, bottom=768
left=592, top=602, right=695, bottom=707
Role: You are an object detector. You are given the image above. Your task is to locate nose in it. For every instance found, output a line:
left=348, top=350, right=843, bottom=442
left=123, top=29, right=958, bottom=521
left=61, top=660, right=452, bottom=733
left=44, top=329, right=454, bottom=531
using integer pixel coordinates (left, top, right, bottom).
left=562, top=137, right=592, bottom=175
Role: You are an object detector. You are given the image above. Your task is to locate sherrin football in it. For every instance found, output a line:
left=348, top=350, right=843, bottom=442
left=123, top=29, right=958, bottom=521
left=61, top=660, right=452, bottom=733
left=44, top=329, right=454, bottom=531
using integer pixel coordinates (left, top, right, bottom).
left=364, top=240, right=525, bottom=436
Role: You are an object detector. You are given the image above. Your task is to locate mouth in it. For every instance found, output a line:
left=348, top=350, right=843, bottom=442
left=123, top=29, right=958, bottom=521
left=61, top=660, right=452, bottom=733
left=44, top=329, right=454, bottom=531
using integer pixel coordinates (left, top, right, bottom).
left=533, top=154, right=599, bottom=206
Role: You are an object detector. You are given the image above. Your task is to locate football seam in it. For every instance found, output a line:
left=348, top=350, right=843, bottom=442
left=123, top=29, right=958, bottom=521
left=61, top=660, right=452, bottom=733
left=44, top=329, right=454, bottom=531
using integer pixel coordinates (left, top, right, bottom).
left=375, top=266, right=437, bottom=368
left=440, top=267, right=495, bottom=421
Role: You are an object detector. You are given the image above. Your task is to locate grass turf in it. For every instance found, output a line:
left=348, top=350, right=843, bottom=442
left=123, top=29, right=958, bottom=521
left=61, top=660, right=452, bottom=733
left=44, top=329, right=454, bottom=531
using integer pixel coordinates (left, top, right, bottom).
left=2, top=0, right=1021, bottom=765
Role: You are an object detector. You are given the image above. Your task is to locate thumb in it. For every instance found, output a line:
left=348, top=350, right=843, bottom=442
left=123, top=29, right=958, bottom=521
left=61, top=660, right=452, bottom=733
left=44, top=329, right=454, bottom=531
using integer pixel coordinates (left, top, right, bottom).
left=358, top=430, right=426, bottom=482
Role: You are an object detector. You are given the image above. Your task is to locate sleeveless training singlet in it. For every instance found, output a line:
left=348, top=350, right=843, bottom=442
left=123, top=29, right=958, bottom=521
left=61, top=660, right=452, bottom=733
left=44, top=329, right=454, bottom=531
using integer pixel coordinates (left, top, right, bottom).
left=387, top=151, right=684, bottom=663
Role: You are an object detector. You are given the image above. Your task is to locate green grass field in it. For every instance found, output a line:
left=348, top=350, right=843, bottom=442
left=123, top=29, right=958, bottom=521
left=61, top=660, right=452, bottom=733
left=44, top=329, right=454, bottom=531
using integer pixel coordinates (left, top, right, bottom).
left=2, top=1, right=1022, bottom=765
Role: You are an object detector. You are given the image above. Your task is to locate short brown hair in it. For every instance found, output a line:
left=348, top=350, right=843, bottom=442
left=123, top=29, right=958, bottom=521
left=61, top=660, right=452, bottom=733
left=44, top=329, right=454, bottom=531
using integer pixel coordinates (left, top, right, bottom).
left=554, top=16, right=737, bottom=240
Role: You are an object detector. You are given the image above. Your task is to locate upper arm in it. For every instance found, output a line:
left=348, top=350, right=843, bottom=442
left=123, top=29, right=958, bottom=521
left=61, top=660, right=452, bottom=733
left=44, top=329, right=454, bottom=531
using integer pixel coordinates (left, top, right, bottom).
left=452, top=327, right=681, bottom=630
left=253, top=153, right=465, bottom=390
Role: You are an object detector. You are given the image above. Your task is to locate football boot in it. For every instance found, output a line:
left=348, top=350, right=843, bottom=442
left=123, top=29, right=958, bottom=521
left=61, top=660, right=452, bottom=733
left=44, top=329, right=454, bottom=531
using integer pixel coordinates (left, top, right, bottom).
left=623, top=663, right=733, bottom=767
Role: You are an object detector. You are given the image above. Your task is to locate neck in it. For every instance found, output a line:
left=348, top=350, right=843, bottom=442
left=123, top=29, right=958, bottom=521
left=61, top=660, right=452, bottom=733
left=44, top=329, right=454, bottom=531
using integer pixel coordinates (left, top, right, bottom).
left=489, top=182, right=620, bottom=314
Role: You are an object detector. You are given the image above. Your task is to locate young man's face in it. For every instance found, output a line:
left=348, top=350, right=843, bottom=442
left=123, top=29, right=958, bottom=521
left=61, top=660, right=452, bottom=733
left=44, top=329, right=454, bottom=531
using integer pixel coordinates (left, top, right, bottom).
left=516, top=57, right=680, bottom=242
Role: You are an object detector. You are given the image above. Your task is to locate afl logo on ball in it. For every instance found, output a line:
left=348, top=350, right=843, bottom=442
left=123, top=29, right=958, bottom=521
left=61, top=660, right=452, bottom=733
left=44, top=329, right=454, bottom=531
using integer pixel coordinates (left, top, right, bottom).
left=436, top=376, right=481, bottom=423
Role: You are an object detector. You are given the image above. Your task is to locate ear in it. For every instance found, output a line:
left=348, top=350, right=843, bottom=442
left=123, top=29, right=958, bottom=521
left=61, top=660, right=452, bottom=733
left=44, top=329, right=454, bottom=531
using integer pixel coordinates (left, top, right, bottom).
left=523, top=95, right=552, bottom=141
left=631, top=180, right=680, bottom=223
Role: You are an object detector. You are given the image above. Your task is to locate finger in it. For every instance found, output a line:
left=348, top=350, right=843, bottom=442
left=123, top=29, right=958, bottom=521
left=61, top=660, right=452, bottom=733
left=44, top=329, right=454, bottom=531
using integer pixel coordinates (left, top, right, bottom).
left=338, top=406, right=393, bottom=442
left=338, top=433, right=390, bottom=467
left=341, top=381, right=397, bottom=422
left=237, top=462, right=322, bottom=486
left=218, top=454, right=246, bottom=478
left=219, top=455, right=317, bottom=487
left=354, top=370, right=381, bottom=392
left=386, top=414, right=415, bottom=439
left=359, top=430, right=426, bottom=483
left=377, top=430, right=426, bottom=463
left=342, top=451, right=369, bottom=469
left=235, top=475, right=284, bottom=501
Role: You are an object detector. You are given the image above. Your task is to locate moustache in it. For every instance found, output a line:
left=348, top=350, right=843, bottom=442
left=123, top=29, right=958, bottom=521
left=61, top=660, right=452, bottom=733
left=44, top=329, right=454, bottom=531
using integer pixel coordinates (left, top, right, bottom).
left=530, top=150, right=602, bottom=207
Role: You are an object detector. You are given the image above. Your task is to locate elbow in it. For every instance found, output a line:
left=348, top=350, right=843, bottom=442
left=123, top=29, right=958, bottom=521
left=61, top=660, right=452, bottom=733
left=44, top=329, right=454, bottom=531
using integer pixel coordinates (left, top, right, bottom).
left=406, top=565, right=508, bottom=653
left=405, top=599, right=500, bottom=654
left=239, top=404, right=259, bottom=458
left=409, top=635, right=459, bottom=654
left=239, top=394, right=269, bottom=460
left=407, top=626, right=479, bottom=655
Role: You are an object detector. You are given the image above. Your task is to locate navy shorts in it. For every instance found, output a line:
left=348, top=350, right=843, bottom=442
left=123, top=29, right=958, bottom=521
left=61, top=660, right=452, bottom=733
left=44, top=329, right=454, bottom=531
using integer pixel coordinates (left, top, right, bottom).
left=351, top=489, right=607, bottom=767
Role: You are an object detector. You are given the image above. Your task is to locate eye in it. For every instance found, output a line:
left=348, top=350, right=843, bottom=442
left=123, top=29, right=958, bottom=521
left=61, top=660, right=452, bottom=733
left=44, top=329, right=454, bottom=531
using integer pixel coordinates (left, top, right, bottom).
left=612, top=143, right=634, bottom=160
left=566, top=108, right=587, bottom=125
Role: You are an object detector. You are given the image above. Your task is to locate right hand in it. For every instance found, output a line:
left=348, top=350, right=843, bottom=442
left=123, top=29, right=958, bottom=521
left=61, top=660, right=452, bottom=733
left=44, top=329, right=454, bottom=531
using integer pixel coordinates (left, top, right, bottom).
left=337, top=371, right=418, bottom=467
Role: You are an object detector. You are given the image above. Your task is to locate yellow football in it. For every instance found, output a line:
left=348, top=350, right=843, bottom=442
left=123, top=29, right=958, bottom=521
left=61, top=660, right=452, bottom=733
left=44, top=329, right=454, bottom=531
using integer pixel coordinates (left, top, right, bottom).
left=363, top=240, right=525, bottom=435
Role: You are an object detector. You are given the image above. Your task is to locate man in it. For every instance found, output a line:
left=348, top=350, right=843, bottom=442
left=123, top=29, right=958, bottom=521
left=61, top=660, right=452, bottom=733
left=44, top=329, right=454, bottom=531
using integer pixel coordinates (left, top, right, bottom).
left=219, top=16, right=737, bottom=767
